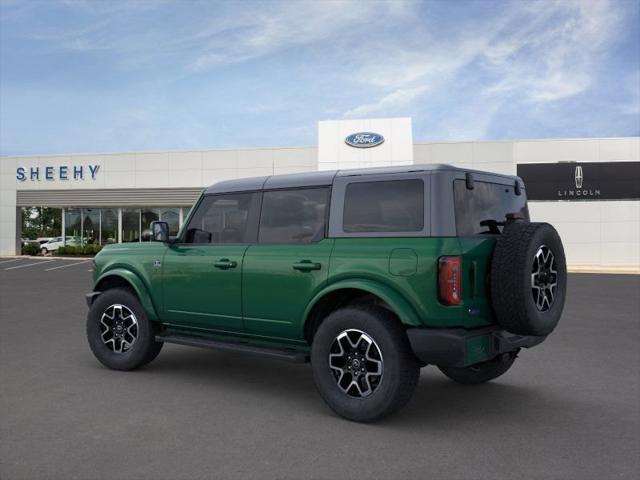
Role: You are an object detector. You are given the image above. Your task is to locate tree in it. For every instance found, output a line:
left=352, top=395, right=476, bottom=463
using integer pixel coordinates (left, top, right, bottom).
left=21, top=207, right=62, bottom=239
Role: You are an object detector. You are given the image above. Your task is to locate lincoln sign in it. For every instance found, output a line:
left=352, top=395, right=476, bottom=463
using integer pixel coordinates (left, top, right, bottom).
left=517, top=161, right=640, bottom=201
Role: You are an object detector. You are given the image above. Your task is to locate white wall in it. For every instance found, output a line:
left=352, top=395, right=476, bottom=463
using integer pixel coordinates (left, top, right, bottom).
left=318, top=117, right=413, bottom=171
left=7, top=146, right=317, bottom=192
left=0, top=146, right=317, bottom=255
left=0, top=158, right=18, bottom=256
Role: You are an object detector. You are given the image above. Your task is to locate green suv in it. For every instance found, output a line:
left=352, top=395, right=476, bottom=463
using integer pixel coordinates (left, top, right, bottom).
left=86, top=165, right=566, bottom=421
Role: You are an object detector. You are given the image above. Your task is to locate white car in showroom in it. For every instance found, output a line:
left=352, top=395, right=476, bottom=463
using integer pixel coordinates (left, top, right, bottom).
left=40, top=237, right=80, bottom=255
left=40, top=237, right=64, bottom=254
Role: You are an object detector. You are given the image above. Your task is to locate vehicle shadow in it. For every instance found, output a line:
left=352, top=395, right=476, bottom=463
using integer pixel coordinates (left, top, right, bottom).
left=136, top=345, right=566, bottom=426
left=388, top=375, right=556, bottom=428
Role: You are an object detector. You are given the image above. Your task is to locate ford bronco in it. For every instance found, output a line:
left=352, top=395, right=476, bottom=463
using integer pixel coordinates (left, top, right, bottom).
left=86, top=165, right=566, bottom=422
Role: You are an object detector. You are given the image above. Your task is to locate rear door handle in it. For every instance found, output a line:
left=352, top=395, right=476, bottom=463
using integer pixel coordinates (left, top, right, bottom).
left=292, top=260, right=321, bottom=271
left=214, top=259, right=237, bottom=269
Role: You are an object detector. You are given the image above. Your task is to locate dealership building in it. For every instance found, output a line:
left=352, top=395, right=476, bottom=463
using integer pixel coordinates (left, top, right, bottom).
left=1, top=118, right=638, bottom=270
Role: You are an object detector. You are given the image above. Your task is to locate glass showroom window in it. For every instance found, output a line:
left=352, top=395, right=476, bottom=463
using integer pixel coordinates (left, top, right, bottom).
left=64, top=208, right=82, bottom=246
left=101, top=208, right=118, bottom=244
left=121, top=208, right=140, bottom=243
left=160, top=208, right=180, bottom=236
left=141, top=208, right=160, bottom=241
left=82, top=208, right=101, bottom=245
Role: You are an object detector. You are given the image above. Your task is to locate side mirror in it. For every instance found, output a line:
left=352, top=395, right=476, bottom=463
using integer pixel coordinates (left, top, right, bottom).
left=151, top=221, right=169, bottom=243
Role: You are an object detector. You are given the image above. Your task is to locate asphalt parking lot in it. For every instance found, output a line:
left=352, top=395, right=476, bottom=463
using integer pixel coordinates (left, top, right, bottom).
left=0, top=257, right=638, bottom=480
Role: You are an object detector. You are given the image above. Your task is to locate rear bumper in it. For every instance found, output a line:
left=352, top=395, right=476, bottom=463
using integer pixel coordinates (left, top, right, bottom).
left=406, top=326, right=546, bottom=368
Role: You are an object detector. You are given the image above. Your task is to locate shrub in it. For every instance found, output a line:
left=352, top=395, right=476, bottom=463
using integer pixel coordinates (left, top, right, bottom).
left=83, top=244, right=103, bottom=255
left=22, top=243, right=41, bottom=256
left=55, top=244, right=103, bottom=256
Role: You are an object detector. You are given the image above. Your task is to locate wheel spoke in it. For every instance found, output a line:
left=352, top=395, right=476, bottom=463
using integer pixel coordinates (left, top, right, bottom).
left=99, top=304, right=138, bottom=354
left=328, top=329, right=383, bottom=398
left=536, top=287, right=545, bottom=309
left=354, top=378, right=370, bottom=396
left=531, top=245, right=558, bottom=312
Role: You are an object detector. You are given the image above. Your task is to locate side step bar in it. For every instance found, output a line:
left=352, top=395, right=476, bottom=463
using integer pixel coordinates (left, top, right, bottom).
left=156, top=333, right=310, bottom=363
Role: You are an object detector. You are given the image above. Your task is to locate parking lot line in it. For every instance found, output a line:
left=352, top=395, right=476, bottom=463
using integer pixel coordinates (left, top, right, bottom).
left=5, top=260, right=56, bottom=270
left=0, top=258, right=24, bottom=265
left=45, top=260, right=91, bottom=271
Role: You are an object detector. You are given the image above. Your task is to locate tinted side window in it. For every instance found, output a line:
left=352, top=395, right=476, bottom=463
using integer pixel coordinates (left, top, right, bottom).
left=454, top=180, right=529, bottom=235
left=184, top=193, right=260, bottom=244
left=259, top=188, right=329, bottom=244
left=343, top=179, right=424, bottom=233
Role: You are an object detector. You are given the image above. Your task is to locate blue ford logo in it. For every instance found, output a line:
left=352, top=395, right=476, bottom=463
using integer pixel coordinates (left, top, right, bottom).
left=345, top=132, right=385, bottom=148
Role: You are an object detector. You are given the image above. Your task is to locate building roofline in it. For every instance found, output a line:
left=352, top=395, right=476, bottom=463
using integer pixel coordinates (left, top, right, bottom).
left=2, top=136, right=638, bottom=159
left=413, top=135, right=640, bottom=146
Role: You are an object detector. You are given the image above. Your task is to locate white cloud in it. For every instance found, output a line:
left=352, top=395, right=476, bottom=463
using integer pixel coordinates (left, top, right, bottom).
left=619, top=71, right=640, bottom=116
left=2, top=0, right=635, bottom=151
left=189, top=1, right=413, bottom=71
left=344, top=85, right=429, bottom=117
left=483, top=0, right=622, bottom=103
left=342, top=0, right=625, bottom=135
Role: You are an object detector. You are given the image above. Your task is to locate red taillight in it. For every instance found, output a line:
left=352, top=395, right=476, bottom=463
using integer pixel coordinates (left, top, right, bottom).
left=438, top=256, right=461, bottom=305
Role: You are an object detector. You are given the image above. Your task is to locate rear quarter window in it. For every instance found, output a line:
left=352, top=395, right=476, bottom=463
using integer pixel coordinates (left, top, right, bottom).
left=454, top=179, right=529, bottom=235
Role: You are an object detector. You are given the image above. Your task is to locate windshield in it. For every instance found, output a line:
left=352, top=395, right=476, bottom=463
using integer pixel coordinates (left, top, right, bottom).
left=454, top=179, right=529, bottom=235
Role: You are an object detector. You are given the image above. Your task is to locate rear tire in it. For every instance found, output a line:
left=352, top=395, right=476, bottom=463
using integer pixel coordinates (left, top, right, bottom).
left=438, top=353, right=517, bottom=385
left=311, top=306, right=420, bottom=422
left=87, top=288, right=163, bottom=370
left=491, top=221, right=567, bottom=336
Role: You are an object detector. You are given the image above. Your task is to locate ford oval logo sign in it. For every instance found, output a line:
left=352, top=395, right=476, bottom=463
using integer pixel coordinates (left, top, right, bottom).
left=345, top=132, right=385, bottom=148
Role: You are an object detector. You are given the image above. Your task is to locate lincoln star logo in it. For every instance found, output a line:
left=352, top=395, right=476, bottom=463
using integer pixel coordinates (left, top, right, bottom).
left=557, top=164, right=600, bottom=198
left=575, top=166, right=583, bottom=189
left=345, top=132, right=385, bottom=148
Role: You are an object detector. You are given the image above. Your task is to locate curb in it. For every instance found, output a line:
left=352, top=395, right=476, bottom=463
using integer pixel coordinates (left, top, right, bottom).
left=567, top=267, right=640, bottom=275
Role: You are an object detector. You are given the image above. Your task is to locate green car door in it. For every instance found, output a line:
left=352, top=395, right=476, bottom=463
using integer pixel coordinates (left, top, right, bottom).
left=242, top=187, right=332, bottom=341
left=162, top=192, right=261, bottom=332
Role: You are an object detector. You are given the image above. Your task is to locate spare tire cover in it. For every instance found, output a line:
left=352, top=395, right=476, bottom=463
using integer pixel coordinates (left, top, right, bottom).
left=490, top=221, right=567, bottom=336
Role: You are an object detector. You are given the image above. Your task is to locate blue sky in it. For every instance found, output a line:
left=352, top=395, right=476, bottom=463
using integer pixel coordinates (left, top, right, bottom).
left=1, top=0, right=639, bottom=155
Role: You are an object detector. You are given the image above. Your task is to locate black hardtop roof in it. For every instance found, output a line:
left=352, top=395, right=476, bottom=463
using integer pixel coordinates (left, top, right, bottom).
left=204, top=163, right=519, bottom=194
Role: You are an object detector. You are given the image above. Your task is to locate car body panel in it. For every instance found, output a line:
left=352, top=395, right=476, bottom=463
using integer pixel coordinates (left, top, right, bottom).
left=161, top=243, right=248, bottom=332
left=93, top=242, right=167, bottom=320
left=456, top=236, right=499, bottom=324
left=242, top=238, right=334, bottom=341
left=325, top=237, right=494, bottom=329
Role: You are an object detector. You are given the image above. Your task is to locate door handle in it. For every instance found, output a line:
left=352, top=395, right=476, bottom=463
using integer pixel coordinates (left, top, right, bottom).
left=214, top=259, right=237, bottom=269
left=292, top=260, right=321, bottom=271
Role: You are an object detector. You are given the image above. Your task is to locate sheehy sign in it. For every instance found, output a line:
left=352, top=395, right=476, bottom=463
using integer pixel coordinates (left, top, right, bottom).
left=517, top=161, right=640, bottom=201
left=16, top=164, right=100, bottom=182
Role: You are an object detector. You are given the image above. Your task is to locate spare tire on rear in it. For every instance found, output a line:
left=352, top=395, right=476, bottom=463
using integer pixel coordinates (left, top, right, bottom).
left=490, top=221, right=567, bottom=336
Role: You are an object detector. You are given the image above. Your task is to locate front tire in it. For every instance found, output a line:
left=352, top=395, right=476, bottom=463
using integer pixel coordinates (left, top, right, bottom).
left=311, top=306, right=420, bottom=422
left=438, top=353, right=517, bottom=385
left=87, top=288, right=163, bottom=370
left=40, top=248, right=48, bottom=255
